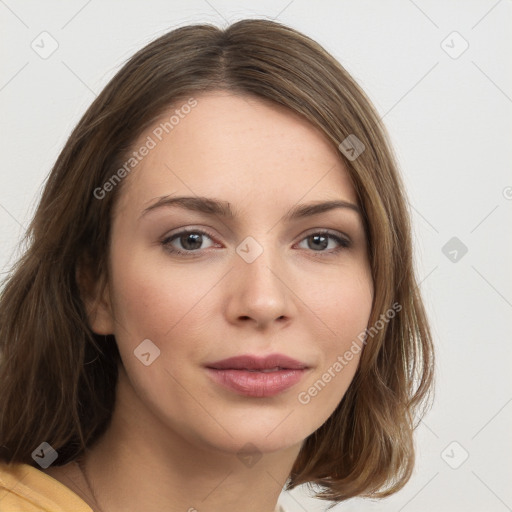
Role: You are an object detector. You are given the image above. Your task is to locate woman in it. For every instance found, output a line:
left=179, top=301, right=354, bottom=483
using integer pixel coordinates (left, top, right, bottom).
left=0, top=18, right=434, bottom=512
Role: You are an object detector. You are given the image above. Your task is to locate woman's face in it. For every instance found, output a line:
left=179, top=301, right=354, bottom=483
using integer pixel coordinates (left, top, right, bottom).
left=94, top=90, right=373, bottom=456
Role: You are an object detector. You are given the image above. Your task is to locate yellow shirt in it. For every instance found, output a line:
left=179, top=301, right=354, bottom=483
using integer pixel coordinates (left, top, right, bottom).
left=0, top=461, right=92, bottom=511
left=0, top=461, right=287, bottom=511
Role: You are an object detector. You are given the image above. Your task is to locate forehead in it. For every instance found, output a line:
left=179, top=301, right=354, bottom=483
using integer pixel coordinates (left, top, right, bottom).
left=114, top=91, right=358, bottom=218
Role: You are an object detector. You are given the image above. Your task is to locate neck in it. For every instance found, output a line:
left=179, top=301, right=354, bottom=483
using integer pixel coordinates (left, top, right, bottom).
left=81, top=364, right=300, bottom=512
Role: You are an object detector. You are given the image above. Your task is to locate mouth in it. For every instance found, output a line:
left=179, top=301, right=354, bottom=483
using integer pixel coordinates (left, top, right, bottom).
left=204, top=353, right=310, bottom=398
left=234, top=366, right=291, bottom=373
left=205, top=353, right=308, bottom=371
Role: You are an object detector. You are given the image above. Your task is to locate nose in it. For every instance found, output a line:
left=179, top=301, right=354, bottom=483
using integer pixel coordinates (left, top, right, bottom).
left=225, top=242, right=295, bottom=330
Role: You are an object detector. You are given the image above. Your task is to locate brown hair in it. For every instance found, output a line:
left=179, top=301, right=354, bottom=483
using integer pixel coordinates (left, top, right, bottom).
left=0, top=18, right=434, bottom=502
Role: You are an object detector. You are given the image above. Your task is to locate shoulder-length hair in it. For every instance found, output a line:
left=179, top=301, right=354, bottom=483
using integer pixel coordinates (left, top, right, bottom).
left=0, top=18, right=434, bottom=503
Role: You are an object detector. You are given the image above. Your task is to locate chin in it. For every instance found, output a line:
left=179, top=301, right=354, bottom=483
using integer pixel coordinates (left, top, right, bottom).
left=204, top=431, right=306, bottom=459
left=186, top=409, right=317, bottom=457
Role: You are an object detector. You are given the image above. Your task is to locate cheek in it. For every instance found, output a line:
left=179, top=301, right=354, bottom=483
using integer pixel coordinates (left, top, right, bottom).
left=295, top=268, right=372, bottom=407
left=108, top=250, right=216, bottom=340
left=302, top=265, right=373, bottom=336
left=106, top=251, right=217, bottom=405
left=328, top=275, right=373, bottom=368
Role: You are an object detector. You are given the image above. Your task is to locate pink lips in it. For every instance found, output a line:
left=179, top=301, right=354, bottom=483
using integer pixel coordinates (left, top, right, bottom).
left=205, top=354, right=309, bottom=398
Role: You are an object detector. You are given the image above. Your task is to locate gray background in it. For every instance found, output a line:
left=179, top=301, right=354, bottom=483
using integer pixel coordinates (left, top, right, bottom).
left=1, top=0, right=511, bottom=510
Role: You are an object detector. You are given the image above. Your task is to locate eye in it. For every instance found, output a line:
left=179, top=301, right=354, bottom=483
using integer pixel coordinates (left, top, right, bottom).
left=296, top=230, right=351, bottom=256
left=161, top=228, right=351, bottom=257
left=161, top=229, right=218, bottom=256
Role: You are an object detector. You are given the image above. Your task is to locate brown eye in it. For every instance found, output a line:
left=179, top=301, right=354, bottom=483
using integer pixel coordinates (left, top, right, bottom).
left=297, top=231, right=351, bottom=255
left=162, top=229, right=217, bottom=255
left=176, top=232, right=203, bottom=250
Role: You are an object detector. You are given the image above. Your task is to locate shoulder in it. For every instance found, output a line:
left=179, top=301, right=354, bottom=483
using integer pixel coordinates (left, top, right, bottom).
left=0, top=461, right=92, bottom=512
left=0, top=461, right=288, bottom=512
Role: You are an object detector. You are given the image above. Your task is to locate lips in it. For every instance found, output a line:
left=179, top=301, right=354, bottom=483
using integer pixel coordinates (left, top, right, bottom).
left=205, top=354, right=308, bottom=371
left=205, top=354, right=309, bottom=398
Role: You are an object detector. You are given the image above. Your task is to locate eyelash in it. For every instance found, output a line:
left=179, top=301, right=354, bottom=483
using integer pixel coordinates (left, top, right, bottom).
left=161, top=228, right=351, bottom=258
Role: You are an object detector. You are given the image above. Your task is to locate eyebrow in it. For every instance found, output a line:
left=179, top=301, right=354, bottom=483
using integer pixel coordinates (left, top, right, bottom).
left=139, top=195, right=361, bottom=221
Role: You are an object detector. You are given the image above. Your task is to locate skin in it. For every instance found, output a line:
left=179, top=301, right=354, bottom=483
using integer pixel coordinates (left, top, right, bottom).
left=44, top=91, right=373, bottom=512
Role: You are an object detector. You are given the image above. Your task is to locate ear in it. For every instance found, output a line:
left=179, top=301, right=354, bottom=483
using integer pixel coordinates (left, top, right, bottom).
left=76, top=261, right=115, bottom=335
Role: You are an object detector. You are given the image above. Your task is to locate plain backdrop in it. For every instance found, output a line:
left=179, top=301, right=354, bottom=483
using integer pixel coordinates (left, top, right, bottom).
left=1, top=1, right=511, bottom=510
